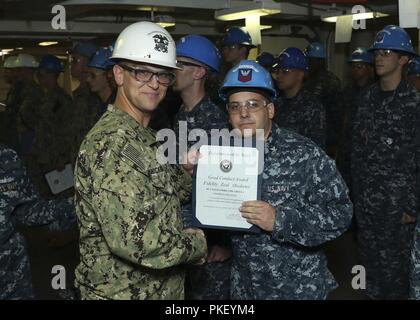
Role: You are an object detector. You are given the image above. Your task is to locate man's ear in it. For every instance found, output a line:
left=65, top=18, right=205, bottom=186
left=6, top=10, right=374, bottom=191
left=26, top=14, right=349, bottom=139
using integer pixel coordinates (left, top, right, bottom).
left=399, top=55, right=410, bottom=66
left=113, top=64, right=124, bottom=86
left=239, top=46, right=248, bottom=58
left=194, top=66, right=207, bottom=80
left=267, top=101, right=275, bottom=120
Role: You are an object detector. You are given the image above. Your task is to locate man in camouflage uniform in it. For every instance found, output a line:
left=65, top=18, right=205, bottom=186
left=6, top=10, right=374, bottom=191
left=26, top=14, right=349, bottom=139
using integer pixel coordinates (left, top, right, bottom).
left=304, top=42, right=342, bottom=157
left=74, top=22, right=207, bottom=300
left=32, top=55, right=74, bottom=199
left=13, top=54, right=44, bottom=165
left=70, top=41, right=102, bottom=164
left=1, top=56, right=22, bottom=150
left=351, top=25, right=419, bottom=299
left=219, top=60, right=352, bottom=299
left=411, top=220, right=420, bottom=299
left=273, top=47, right=326, bottom=149
left=173, top=35, right=231, bottom=300
left=336, top=47, right=375, bottom=196
left=0, top=144, right=75, bottom=299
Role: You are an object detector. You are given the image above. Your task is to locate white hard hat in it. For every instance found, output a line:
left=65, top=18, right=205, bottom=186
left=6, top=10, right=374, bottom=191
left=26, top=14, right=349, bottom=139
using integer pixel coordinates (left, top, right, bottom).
left=15, top=53, right=39, bottom=68
left=3, top=55, right=18, bottom=68
left=111, top=21, right=180, bottom=69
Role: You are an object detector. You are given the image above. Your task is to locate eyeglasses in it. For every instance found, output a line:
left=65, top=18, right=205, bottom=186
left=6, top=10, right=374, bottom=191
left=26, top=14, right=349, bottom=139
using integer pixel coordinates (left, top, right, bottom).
left=222, top=44, right=239, bottom=51
left=119, top=64, right=176, bottom=86
left=273, top=67, right=294, bottom=74
left=176, top=60, right=203, bottom=69
left=87, top=70, right=106, bottom=79
left=351, top=63, right=367, bottom=69
left=373, top=49, right=394, bottom=57
left=226, top=99, right=268, bottom=114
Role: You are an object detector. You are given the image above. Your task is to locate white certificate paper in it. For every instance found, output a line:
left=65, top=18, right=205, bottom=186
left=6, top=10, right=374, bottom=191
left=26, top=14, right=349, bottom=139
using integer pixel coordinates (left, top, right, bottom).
left=193, top=145, right=260, bottom=232
left=44, top=163, right=74, bottom=194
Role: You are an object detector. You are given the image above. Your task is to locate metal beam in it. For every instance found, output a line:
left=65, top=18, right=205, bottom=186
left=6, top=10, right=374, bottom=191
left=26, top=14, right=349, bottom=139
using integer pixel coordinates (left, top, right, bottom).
left=59, top=0, right=253, bottom=10
left=0, top=19, right=220, bottom=37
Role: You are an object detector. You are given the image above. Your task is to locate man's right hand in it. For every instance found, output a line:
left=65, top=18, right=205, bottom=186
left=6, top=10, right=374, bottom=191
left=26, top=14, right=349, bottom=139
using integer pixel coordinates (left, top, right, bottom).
left=184, top=228, right=207, bottom=265
left=181, top=149, right=201, bottom=176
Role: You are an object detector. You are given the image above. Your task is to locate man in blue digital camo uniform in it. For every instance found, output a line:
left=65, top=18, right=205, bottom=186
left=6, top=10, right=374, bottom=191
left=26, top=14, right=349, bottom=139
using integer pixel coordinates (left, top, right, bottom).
left=172, top=35, right=231, bottom=300
left=407, top=56, right=420, bottom=92
left=74, top=22, right=207, bottom=300
left=273, top=47, right=326, bottom=149
left=304, top=42, right=342, bottom=157
left=208, top=27, right=258, bottom=110
left=336, top=47, right=375, bottom=196
left=219, top=60, right=352, bottom=299
left=0, top=144, right=75, bottom=299
left=411, top=219, right=420, bottom=299
left=351, top=25, right=420, bottom=299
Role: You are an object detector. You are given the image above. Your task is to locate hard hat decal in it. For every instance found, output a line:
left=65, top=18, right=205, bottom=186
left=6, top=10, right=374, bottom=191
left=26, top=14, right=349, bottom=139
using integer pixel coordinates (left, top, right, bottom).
left=375, top=32, right=385, bottom=44
left=238, top=69, right=252, bottom=82
left=153, top=34, right=169, bottom=53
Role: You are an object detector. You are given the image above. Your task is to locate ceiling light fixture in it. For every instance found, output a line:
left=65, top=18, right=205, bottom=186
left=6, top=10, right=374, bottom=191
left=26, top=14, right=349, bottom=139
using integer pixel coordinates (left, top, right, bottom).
left=38, top=41, right=59, bottom=46
left=322, top=11, right=388, bottom=23
left=215, top=1, right=281, bottom=21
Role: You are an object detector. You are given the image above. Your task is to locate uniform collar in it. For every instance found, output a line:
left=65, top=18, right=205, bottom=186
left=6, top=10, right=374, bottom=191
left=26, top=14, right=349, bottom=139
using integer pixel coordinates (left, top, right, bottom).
left=106, top=104, right=157, bottom=147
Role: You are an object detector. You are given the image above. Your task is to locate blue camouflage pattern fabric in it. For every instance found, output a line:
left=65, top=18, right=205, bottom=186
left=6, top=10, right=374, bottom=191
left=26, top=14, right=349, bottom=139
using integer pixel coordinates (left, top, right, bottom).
left=351, top=80, right=420, bottom=299
left=74, top=104, right=207, bottom=300
left=173, top=96, right=231, bottom=300
left=0, top=145, right=75, bottom=299
left=304, top=70, right=342, bottom=155
left=274, top=89, right=326, bottom=150
left=410, top=219, right=420, bottom=299
left=336, top=81, right=374, bottom=195
left=231, top=123, right=353, bottom=299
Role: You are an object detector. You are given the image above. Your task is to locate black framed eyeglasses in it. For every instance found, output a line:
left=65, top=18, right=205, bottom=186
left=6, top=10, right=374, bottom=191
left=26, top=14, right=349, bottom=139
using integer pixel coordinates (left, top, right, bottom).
left=226, top=99, right=269, bottom=114
left=176, top=60, right=203, bottom=69
left=119, top=64, right=176, bottom=86
left=373, top=49, right=394, bottom=57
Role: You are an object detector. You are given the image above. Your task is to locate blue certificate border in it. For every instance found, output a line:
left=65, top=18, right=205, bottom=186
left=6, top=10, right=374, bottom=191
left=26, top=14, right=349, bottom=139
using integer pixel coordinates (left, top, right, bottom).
left=191, top=138, right=263, bottom=234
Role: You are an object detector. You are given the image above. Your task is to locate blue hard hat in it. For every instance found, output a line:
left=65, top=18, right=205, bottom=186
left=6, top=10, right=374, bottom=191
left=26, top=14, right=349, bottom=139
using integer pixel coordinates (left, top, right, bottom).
left=219, top=60, right=277, bottom=101
left=176, top=35, right=220, bottom=73
left=408, top=56, right=420, bottom=75
left=273, top=47, right=308, bottom=71
left=348, top=47, right=373, bottom=64
left=88, top=45, right=115, bottom=70
left=38, top=54, right=64, bottom=73
left=72, top=40, right=98, bottom=59
left=221, top=27, right=256, bottom=48
left=368, top=25, right=417, bottom=56
left=305, top=42, right=326, bottom=59
left=256, top=52, right=275, bottom=70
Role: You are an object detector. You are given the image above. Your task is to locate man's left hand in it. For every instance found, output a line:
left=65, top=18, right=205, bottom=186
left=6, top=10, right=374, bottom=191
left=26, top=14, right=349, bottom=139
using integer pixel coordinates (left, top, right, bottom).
left=240, top=200, right=276, bottom=232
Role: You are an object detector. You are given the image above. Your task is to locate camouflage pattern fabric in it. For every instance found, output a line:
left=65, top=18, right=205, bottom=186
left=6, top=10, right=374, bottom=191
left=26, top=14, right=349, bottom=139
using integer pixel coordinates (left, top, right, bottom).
left=304, top=70, right=342, bottom=156
left=231, top=123, right=353, bottom=299
left=174, top=96, right=231, bottom=300
left=410, top=219, right=420, bottom=299
left=274, top=89, right=326, bottom=150
left=351, top=80, right=420, bottom=299
left=74, top=104, right=207, bottom=300
left=0, top=145, right=75, bottom=299
left=31, top=86, right=75, bottom=199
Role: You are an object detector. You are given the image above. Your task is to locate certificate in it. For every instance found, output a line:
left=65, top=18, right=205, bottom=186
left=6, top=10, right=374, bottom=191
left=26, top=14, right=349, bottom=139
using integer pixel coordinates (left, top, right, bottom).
left=44, top=163, right=74, bottom=195
left=192, top=144, right=261, bottom=233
